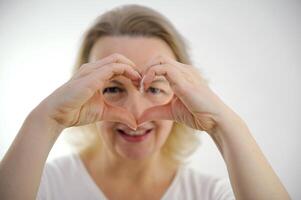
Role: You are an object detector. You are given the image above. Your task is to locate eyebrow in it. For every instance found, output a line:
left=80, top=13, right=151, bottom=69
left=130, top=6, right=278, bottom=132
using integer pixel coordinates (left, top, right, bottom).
left=109, top=77, right=168, bottom=85
left=110, top=80, right=124, bottom=86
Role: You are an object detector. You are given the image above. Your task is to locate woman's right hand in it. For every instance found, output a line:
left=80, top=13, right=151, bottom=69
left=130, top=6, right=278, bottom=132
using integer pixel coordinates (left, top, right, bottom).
left=36, top=53, right=141, bottom=131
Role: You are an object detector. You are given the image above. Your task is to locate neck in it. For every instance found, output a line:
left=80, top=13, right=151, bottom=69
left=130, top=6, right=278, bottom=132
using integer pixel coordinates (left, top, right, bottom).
left=80, top=145, right=178, bottom=186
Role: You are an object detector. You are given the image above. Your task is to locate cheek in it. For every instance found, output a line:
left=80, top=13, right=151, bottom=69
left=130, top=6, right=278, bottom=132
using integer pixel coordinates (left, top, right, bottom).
left=103, top=92, right=126, bottom=105
left=96, top=122, right=115, bottom=143
left=155, top=121, right=174, bottom=145
left=146, top=92, right=174, bottom=106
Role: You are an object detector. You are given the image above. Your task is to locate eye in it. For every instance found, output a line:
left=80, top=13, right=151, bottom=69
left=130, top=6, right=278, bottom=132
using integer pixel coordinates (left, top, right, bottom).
left=146, top=87, right=163, bottom=95
left=103, top=87, right=124, bottom=94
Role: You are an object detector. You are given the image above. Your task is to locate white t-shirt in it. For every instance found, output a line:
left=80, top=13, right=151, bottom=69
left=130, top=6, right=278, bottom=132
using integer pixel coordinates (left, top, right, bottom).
left=37, top=153, right=235, bottom=200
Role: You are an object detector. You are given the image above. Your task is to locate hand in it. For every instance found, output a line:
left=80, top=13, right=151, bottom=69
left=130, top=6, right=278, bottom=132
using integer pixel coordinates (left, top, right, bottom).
left=37, top=53, right=141, bottom=130
left=137, top=55, right=232, bottom=133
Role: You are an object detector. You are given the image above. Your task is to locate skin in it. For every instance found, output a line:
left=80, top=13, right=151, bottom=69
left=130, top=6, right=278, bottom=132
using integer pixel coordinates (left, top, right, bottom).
left=82, top=36, right=179, bottom=199
left=0, top=36, right=291, bottom=200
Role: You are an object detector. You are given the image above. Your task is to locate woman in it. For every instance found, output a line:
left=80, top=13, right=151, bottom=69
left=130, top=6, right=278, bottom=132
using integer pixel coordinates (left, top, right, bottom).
left=0, top=4, right=290, bottom=200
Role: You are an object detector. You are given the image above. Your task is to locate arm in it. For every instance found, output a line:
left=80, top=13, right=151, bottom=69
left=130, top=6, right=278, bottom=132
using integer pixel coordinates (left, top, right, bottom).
left=137, top=55, right=291, bottom=200
left=208, top=107, right=291, bottom=200
left=0, top=106, right=63, bottom=200
left=0, top=53, right=139, bottom=200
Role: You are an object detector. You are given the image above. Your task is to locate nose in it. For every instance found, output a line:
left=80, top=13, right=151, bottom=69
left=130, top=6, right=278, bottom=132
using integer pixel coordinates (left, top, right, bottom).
left=123, top=91, right=153, bottom=120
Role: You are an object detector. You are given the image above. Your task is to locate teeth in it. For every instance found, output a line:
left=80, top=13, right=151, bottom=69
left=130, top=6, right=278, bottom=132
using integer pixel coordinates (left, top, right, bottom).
left=118, top=129, right=150, bottom=136
left=126, top=130, right=145, bottom=136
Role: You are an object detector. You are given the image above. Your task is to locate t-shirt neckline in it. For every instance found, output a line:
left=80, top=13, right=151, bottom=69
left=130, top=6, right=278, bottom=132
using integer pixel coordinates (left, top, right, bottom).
left=73, top=153, right=109, bottom=199
left=72, top=152, right=183, bottom=200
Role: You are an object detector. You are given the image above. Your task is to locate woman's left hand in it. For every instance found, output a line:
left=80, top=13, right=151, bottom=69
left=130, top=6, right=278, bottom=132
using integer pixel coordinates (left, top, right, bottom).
left=138, top=56, right=292, bottom=200
left=137, top=55, right=235, bottom=134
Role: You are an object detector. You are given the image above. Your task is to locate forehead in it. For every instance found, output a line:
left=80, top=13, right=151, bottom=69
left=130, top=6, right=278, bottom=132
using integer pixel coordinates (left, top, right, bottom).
left=89, top=36, right=176, bottom=73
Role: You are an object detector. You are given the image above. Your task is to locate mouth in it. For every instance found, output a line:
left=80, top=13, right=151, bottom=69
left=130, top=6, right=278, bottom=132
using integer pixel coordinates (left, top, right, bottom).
left=116, top=128, right=153, bottom=143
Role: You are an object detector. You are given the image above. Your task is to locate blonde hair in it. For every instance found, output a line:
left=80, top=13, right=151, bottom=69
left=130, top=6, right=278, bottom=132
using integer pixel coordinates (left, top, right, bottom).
left=66, top=4, right=203, bottom=166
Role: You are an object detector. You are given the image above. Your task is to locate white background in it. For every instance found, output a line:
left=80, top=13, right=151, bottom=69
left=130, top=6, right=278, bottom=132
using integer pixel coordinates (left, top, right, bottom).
left=0, top=0, right=300, bottom=199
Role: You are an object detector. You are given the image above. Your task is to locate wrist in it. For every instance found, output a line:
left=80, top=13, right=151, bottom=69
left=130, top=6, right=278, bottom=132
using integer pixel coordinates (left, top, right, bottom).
left=207, top=107, right=249, bottom=154
left=27, top=104, right=65, bottom=139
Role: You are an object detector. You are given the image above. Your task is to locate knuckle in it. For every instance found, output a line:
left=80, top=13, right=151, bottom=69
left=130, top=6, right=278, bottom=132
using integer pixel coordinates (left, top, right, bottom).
left=107, top=62, right=122, bottom=69
left=78, top=63, right=91, bottom=72
left=156, top=55, right=166, bottom=63
left=80, top=63, right=90, bottom=69
left=110, top=53, right=123, bottom=62
left=114, top=65, right=125, bottom=74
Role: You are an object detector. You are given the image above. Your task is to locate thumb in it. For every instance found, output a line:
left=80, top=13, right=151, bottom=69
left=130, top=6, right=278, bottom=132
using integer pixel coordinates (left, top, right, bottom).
left=102, top=102, right=137, bottom=130
left=137, top=103, right=174, bottom=125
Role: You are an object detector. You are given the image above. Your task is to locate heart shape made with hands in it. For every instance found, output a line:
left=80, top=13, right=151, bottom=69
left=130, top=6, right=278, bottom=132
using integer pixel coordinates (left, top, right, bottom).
left=101, top=73, right=176, bottom=128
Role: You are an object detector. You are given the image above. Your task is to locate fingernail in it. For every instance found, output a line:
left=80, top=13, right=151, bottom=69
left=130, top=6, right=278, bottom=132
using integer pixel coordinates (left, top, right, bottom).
left=139, top=76, right=146, bottom=93
left=130, top=125, right=137, bottom=130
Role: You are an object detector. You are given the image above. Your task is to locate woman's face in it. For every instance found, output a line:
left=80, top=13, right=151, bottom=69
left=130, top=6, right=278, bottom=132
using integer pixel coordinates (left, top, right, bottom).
left=89, top=36, right=176, bottom=161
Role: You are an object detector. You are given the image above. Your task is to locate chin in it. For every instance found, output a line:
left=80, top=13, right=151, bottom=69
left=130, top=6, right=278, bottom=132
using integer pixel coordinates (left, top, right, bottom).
left=117, top=147, right=155, bottom=161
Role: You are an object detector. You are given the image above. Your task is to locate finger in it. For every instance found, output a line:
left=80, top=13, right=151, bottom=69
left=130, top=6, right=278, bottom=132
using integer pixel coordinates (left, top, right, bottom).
left=143, top=55, right=178, bottom=71
left=101, top=63, right=142, bottom=81
left=141, top=66, right=198, bottom=116
left=137, top=103, right=174, bottom=125
left=90, top=53, right=136, bottom=69
left=142, top=64, right=183, bottom=92
left=101, top=102, right=137, bottom=130
left=80, top=63, right=141, bottom=103
left=74, top=53, right=137, bottom=79
left=144, top=55, right=207, bottom=85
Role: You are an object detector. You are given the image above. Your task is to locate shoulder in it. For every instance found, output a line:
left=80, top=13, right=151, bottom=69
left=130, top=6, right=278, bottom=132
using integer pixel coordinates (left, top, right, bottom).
left=180, top=166, right=231, bottom=188
left=167, top=165, right=235, bottom=200
left=44, top=153, right=79, bottom=178
left=37, top=153, right=87, bottom=199
left=38, top=152, right=80, bottom=190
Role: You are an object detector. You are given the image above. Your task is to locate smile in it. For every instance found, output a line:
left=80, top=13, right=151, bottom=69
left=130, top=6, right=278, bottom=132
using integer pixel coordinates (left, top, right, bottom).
left=116, top=128, right=153, bottom=142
